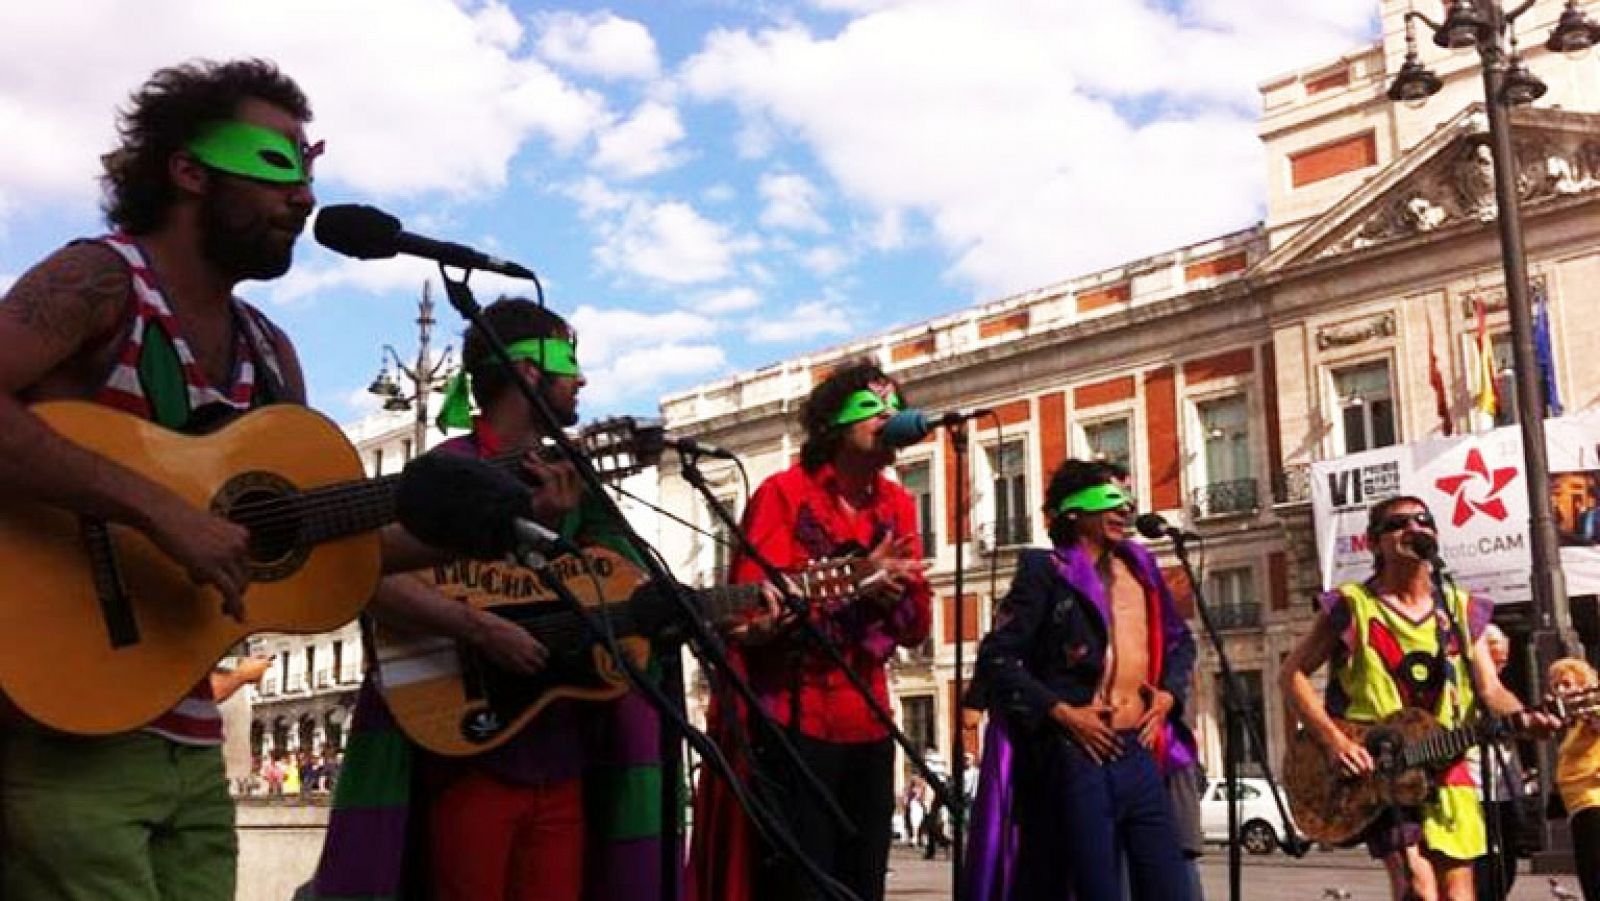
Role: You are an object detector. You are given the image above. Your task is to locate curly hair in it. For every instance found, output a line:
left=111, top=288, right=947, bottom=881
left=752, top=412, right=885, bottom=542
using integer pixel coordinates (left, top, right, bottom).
left=798, top=359, right=905, bottom=472
left=1042, top=458, right=1123, bottom=547
left=462, top=297, right=575, bottom=408
left=102, top=59, right=311, bottom=234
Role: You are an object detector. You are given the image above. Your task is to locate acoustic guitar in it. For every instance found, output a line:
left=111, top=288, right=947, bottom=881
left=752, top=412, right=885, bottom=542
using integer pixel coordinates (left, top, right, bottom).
left=373, top=547, right=866, bottom=756
left=0, top=401, right=648, bottom=736
left=1282, top=687, right=1600, bottom=845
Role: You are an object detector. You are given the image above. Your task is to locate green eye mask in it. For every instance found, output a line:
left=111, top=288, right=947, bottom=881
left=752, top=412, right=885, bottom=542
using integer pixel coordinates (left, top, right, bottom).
left=436, top=337, right=581, bottom=431
left=1057, top=483, right=1133, bottom=514
left=832, top=389, right=903, bottom=426
left=187, top=121, right=312, bottom=184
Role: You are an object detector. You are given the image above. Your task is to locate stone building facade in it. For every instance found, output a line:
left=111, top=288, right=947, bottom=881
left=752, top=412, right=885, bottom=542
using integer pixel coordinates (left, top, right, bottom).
left=653, top=0, right=1600, bottom=779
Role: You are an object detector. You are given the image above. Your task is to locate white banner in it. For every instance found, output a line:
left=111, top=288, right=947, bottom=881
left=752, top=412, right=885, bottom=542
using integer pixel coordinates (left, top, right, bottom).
left=1310, top=409, right=1600, bottom=605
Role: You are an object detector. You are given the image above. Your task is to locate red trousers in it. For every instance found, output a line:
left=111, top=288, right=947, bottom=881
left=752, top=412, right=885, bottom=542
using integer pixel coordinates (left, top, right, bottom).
left=429, top=771, right=584, bottom=901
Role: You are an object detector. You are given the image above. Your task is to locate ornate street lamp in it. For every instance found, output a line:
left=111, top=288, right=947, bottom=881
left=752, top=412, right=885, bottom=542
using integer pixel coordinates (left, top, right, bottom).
left=1388, top=0, right=1595, bottom=863
left=365, top=281, right=454, bottom=454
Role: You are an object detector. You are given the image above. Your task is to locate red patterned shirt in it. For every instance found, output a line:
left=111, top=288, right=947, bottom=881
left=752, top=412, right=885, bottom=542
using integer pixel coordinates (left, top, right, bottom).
left=730, top=462, right=932, bottom=743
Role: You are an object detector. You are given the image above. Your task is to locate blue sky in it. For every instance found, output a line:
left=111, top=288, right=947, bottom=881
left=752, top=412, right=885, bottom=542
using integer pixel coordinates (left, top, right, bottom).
left=0, top=0, right=1379, bottom=424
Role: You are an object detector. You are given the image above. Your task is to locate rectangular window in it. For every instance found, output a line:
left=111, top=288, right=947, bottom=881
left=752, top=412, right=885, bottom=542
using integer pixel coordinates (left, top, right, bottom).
left=1214, top=669, right=1267, bottom=776
left=402, top=439, right=414, bottom=461
left=1194, top=395, right=1256, bottom=517
left=986, top=439, right=1031, bottom=547
left=1082, top=418, right=1133, bottom=474
left=1491, top=332, right=1517, bottom=428
left=710, top=496, right=737, bottom=585
left=332, top=641, right=344, bottom=683
left=1206, top=566, right=1259, bottom=630
left=900, top=459, right=938, bottom=557
left=1333, top=361, right=1397, bottom=453
left=902, top=695, right=936, bottom=760
left=372, top=448, right=385, bottom=476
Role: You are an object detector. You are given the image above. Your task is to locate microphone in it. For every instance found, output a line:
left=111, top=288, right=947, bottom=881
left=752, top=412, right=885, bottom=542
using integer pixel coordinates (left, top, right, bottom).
left=879, top=408, right=995, bottom=449
left=1406, top=532, right=1445, bottom=568
left=397, top=453, right=571, bottom=564
left=315, top=204, right=537, bottom=280
left=1134, top=512, right=1199, bottom=542
left=662, top=436, right=738, bottom=461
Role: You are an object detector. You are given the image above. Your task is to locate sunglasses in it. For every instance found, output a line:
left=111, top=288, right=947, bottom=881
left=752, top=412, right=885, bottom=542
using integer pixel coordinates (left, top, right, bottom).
left=1378, top=511, right=1436, bottom=533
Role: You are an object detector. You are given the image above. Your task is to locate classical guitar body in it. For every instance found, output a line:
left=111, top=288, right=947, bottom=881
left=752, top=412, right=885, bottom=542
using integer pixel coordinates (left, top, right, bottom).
left=375, top=548, right=653, bottom=757
left=1282, top=707, right=1437, bottom=846
left=0, top=401, right=380, bottom=735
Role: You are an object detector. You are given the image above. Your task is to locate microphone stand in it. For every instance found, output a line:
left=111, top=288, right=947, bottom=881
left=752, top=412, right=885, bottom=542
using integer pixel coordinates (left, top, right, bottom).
left=1164, top=527, right=1305, bottom=901
left=434, top=268, right=854, bottom=901
left=1431, top=561, right=1508, bottom=901
left=674, top=445, right=962, bottom=835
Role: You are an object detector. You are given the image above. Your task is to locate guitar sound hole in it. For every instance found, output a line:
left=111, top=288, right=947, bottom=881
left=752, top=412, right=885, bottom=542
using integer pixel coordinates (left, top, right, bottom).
left=213, top=470, right=309, bottom=581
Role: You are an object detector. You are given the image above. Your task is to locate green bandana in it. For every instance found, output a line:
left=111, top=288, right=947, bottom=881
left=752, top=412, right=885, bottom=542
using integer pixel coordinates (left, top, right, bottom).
left=1057, top=483, right=1133, bottom=514
left=436, top=338, right=581, bottom=432
left=832, top=388, right=903, bottom=426
left=187, top=121, right=313, bottom=184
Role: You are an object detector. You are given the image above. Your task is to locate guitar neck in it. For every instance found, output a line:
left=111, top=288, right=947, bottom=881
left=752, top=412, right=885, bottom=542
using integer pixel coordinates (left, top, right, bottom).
left=1400, top=718, right=1494, bottom=770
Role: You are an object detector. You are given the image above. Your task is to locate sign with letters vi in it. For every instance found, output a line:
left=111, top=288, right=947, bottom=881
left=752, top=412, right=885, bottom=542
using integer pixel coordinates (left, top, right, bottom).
left=1311, top=408, right=1600, bottom=605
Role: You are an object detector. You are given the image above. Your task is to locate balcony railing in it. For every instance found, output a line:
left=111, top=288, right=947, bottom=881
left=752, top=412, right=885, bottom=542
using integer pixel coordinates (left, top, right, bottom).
left=1210, top=602, right=1262, bottom=630
left=1190, top=478, right=1259, bottom=519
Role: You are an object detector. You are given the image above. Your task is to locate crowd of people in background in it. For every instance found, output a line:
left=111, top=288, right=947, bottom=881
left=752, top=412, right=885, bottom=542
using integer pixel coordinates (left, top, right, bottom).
left=236, top=750, right=343, bottom=799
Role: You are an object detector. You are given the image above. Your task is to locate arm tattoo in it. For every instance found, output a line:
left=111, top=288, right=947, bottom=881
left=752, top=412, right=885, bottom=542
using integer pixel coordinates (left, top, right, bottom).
left=0, top=246, right=128, bottom=346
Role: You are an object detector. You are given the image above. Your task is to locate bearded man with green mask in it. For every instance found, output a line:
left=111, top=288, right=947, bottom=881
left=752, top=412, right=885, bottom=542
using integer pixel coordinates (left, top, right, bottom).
left=0, top=59, right=326, bottom=901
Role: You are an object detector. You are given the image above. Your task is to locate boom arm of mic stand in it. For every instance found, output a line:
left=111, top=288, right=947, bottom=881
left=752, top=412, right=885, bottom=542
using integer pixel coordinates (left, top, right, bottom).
left=676, top=449, right=962, bottom=819
left=435, top=269, right=864, bottom=899
left=1170, top=532, right=1306, bottom=864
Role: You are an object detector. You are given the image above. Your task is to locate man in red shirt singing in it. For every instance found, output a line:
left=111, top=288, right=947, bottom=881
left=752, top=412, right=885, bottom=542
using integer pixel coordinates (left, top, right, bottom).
left=696, top=358, right=932, bottom=901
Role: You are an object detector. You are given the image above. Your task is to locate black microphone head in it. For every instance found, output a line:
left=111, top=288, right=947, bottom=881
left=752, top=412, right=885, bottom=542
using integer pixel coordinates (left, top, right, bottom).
left=396, top=453, right=529, bottom=559
left=1407, top=531, right=1440, bottom=562
left=1133, top=513, right=1168, bottom=541
left=314, top=204, right=402, bottom=260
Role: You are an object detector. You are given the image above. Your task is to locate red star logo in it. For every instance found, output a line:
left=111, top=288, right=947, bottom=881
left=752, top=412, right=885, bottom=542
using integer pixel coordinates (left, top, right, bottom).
left=1433, top=448, right=1518, bottom=526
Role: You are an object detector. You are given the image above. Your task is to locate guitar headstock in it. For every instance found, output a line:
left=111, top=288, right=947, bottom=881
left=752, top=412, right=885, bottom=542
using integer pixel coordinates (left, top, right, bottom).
left=1551, top=685, right=1600, bottom=724
left=796, top=557, right=872, bottom=605
left=578, top=416, right=665, bottom=484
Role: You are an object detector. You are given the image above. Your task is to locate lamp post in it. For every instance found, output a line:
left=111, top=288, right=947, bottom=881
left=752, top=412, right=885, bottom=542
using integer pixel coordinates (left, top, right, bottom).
left=1386, top=0, right=1597, bottom=861
left=366, top=281, right=454, bottom=455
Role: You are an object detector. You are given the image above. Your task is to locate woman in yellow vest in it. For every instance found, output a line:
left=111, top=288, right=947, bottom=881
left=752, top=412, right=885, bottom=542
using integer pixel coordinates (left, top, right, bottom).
left=1282, top=495, right=1557, bottom=901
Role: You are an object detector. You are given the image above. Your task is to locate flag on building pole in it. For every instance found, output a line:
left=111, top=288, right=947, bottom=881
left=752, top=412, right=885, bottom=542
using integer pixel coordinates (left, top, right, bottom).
left=1532, top=281, right=1563, bottom=417
left=1474, top=297, right=1499, bottom=418
left=1426, top=308, right=1454, bottom=435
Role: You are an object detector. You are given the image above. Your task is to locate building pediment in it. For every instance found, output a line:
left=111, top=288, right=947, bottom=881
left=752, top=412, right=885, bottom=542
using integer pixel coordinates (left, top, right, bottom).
left=1258, top=106, right=1600, bottom=275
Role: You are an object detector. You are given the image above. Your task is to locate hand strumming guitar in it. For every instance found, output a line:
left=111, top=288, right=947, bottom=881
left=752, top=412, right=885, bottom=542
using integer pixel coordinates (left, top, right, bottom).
left=1323, top=729, right=1376, bottom=777
left=143, top=493, right=253, bottom=623
left=466, top=606, right=550, bottom=676
left=858, top=532, right=927, bottom=610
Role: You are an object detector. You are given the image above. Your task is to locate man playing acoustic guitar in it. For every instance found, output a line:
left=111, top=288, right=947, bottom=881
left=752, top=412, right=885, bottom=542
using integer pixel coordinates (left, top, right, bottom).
left=1281, top=495, right=1557, bottom=901
left=0, top=59, right=327, bottom=901
left=310, top=297, right=666, bottom=901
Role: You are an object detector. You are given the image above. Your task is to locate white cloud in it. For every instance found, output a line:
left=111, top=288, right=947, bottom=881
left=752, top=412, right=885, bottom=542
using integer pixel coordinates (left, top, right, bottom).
left=700, top=286, right=761, bottom=314
left=593, top=101, right=686, bottom=179
left=758, top=172, right=829, bottom=233
left=593, top=199, right=755, bottom=285
left=702, top=183, right=737, bottom=205
left=801, top=245, right=849, bottom=276
left=746, top=299, right=851, bottom=343
left=582, top=342, right=727, bottom=408
left=0, top=0, right=614, bottom=225
left=535, top=10, right=660, bottom=81
left=560, top=176, right=631, bottom=219
left=568, top=305, right=718, bottom=367
left=681, top=0, right=1375, bottom=297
